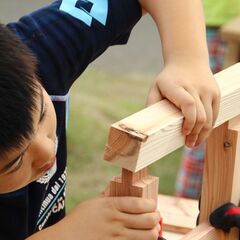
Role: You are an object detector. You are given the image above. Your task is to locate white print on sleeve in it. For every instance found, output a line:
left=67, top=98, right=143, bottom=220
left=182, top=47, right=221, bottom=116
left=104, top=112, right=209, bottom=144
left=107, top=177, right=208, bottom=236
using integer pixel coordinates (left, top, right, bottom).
left=59, top=0, right=108, bottom=27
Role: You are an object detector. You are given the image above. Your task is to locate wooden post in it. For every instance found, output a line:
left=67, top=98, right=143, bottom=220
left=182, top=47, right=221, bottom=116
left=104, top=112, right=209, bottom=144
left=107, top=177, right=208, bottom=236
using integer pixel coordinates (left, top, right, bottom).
left=105, top=167, right=159, bottom=203
left=223, top=42, right=240, bottom=68
left=180, top=116, right=240, bottom=240
left=221, top=17, right=240, bottom=68
left=198, top=117, right=240, bottom=239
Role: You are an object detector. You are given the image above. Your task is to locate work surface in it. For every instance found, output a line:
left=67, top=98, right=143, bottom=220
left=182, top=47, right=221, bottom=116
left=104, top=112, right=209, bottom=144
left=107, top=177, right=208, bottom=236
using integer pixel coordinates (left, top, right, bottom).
left=158, top=194, right=199, bottom=240
left=163, top=231, right=184, bottom=239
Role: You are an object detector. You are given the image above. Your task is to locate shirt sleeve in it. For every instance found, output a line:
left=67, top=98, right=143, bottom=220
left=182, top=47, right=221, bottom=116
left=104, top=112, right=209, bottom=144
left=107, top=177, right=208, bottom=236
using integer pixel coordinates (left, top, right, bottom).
left=7, top=0, right=142, bottom=94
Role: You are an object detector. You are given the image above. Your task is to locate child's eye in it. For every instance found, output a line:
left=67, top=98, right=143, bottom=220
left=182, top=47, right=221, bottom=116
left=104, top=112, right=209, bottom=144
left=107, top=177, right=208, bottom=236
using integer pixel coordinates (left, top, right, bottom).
left=6, top=156, right=23, bottom=174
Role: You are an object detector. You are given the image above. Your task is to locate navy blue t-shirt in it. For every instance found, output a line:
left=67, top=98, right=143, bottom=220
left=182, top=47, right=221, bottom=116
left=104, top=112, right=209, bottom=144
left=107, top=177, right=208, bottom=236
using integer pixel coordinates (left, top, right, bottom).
left=0, top=1, right=141, bottom=239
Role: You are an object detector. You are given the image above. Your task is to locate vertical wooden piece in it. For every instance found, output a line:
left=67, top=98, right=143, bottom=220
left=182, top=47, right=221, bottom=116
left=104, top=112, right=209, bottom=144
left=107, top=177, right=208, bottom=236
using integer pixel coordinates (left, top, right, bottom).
left=105, top=167, right=159, bottom=203
left=221, top=17, right=240, bottom=68
left=224, top=42, right=240, bottom=68
left=199, top=117, right=240, bottom=239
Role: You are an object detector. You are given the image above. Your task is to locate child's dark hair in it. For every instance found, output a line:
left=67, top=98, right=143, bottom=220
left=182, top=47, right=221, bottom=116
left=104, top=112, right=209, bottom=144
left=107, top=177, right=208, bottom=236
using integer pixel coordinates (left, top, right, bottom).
left=0, top=24, right=39, bottom=158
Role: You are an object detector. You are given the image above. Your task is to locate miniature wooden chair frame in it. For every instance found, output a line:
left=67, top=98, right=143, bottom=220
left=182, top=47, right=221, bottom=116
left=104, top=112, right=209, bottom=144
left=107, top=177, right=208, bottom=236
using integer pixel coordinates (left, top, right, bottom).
left=104, top=63, right=240, bottom=240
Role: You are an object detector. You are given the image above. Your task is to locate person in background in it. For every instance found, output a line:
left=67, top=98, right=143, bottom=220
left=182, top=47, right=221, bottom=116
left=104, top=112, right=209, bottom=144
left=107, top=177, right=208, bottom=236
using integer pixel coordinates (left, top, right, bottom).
left=175, top=0, right=240, bottom=199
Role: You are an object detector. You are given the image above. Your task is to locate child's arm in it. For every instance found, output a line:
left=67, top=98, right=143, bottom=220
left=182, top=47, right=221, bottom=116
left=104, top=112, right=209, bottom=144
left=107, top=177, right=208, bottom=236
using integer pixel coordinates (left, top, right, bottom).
left=139, top=0, right=220, bottom=148
left=27, top=197, right=160, bottom=240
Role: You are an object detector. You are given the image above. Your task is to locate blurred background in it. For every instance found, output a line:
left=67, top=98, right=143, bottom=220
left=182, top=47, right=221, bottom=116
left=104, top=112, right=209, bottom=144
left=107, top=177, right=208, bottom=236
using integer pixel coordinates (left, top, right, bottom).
left=0, top=0, right=182, bottom=210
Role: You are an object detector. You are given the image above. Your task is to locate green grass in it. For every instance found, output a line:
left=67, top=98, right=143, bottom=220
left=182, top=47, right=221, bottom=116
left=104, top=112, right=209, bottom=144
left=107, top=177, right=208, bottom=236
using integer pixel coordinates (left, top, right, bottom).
left=66, top=69, right=183, bottom=211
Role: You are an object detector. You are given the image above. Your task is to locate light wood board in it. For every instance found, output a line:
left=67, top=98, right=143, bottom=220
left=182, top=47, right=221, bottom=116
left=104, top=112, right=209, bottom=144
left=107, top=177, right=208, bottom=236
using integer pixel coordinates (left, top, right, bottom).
left=163, top=231, right=184, bottom=240
left=104, top=63, right=240, bottom=172
left=158, top=194, right=198, bottom=234
left=198, top=118, right=240, bottom=240
left=221, top=17, right=240, bottom=43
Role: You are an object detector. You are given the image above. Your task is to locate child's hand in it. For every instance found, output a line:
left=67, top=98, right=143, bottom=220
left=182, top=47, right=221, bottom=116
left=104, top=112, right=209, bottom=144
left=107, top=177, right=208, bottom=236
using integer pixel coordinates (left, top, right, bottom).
left=147, top=64, right=220, bottom=148
left=48, top=197, right=160, bottom=240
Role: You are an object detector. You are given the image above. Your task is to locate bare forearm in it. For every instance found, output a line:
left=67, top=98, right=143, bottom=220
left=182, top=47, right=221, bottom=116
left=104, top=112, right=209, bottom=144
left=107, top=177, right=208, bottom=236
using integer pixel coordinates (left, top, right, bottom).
left=139, top=0, right=209, bottom=65
left=26, top=226, right=60, bottom=240
left=26, top=197, right=160, bottom=240
left=141, top=0, right=220, bottom=148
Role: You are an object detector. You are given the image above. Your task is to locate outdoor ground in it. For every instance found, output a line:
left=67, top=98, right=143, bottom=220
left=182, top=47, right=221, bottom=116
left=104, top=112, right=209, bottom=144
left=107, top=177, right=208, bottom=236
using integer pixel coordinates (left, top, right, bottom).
left=0, top=1, right=182, bottom=211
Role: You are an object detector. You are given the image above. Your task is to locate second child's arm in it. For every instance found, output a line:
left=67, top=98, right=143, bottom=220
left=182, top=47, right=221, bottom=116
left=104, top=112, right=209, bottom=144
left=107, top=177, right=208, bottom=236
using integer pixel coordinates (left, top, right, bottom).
left=139, top=0, right=220, bottom=148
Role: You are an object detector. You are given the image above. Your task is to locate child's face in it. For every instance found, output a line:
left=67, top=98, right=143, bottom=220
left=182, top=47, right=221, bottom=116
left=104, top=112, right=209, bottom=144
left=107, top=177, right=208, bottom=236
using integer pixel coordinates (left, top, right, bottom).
left=0, top=85, right=57, bottom=193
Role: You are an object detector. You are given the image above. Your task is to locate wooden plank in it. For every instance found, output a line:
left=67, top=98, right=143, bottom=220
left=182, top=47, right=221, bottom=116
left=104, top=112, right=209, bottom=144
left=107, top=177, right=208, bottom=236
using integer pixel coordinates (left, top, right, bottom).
left=179, top=223, right=238, bottom=240
left=158, top=194, right=198, bottom=234
left=199, top=117, right=240, bottom=239
left=200, top=118, right=240, bottom=220
left=220, top=17, right=240, bottom=68
left=179, top=223, right=224, bottom=240
left=221, top=17, right=240, bottom=43
left=104, top=63, right=240, bottom=172
left=163, top=231, right=184, bottom=240
left=223, top=42, right=239, bottom=68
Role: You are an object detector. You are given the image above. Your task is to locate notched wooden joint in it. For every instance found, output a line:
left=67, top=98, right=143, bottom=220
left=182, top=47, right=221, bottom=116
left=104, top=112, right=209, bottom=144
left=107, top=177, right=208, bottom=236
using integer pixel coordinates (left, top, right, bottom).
left=119, top=123, right=148, bottom=142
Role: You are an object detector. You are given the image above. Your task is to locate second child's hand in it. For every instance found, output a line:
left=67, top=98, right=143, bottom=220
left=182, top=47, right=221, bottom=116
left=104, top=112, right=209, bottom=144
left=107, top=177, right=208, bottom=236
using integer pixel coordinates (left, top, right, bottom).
left=147, top=64, right=220, bottom=148
left=138, top=0, right=221, bottom=148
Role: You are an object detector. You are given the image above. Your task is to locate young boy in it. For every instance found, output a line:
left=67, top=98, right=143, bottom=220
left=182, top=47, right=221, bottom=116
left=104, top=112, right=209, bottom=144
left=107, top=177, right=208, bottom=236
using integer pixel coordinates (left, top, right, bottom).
left=0, top=0, right=219, bottom=239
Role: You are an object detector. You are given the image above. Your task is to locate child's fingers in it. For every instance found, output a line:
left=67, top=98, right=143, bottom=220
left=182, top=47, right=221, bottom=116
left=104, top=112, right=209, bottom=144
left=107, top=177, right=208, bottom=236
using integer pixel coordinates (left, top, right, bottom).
left=185, top=93, right=206, bottom=147
left=124, top=228, right=159, bottom=240
left=120, top=211, right=160, bottom=230
left=147, top=84, right=163, bottom=106
left=195, top=96, right=213, bottom=146
left=212, top=92, right=220, bottom=127
left=113, top=197, right=157, bottom=214
left=167, top=86, right=197, bottom=136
